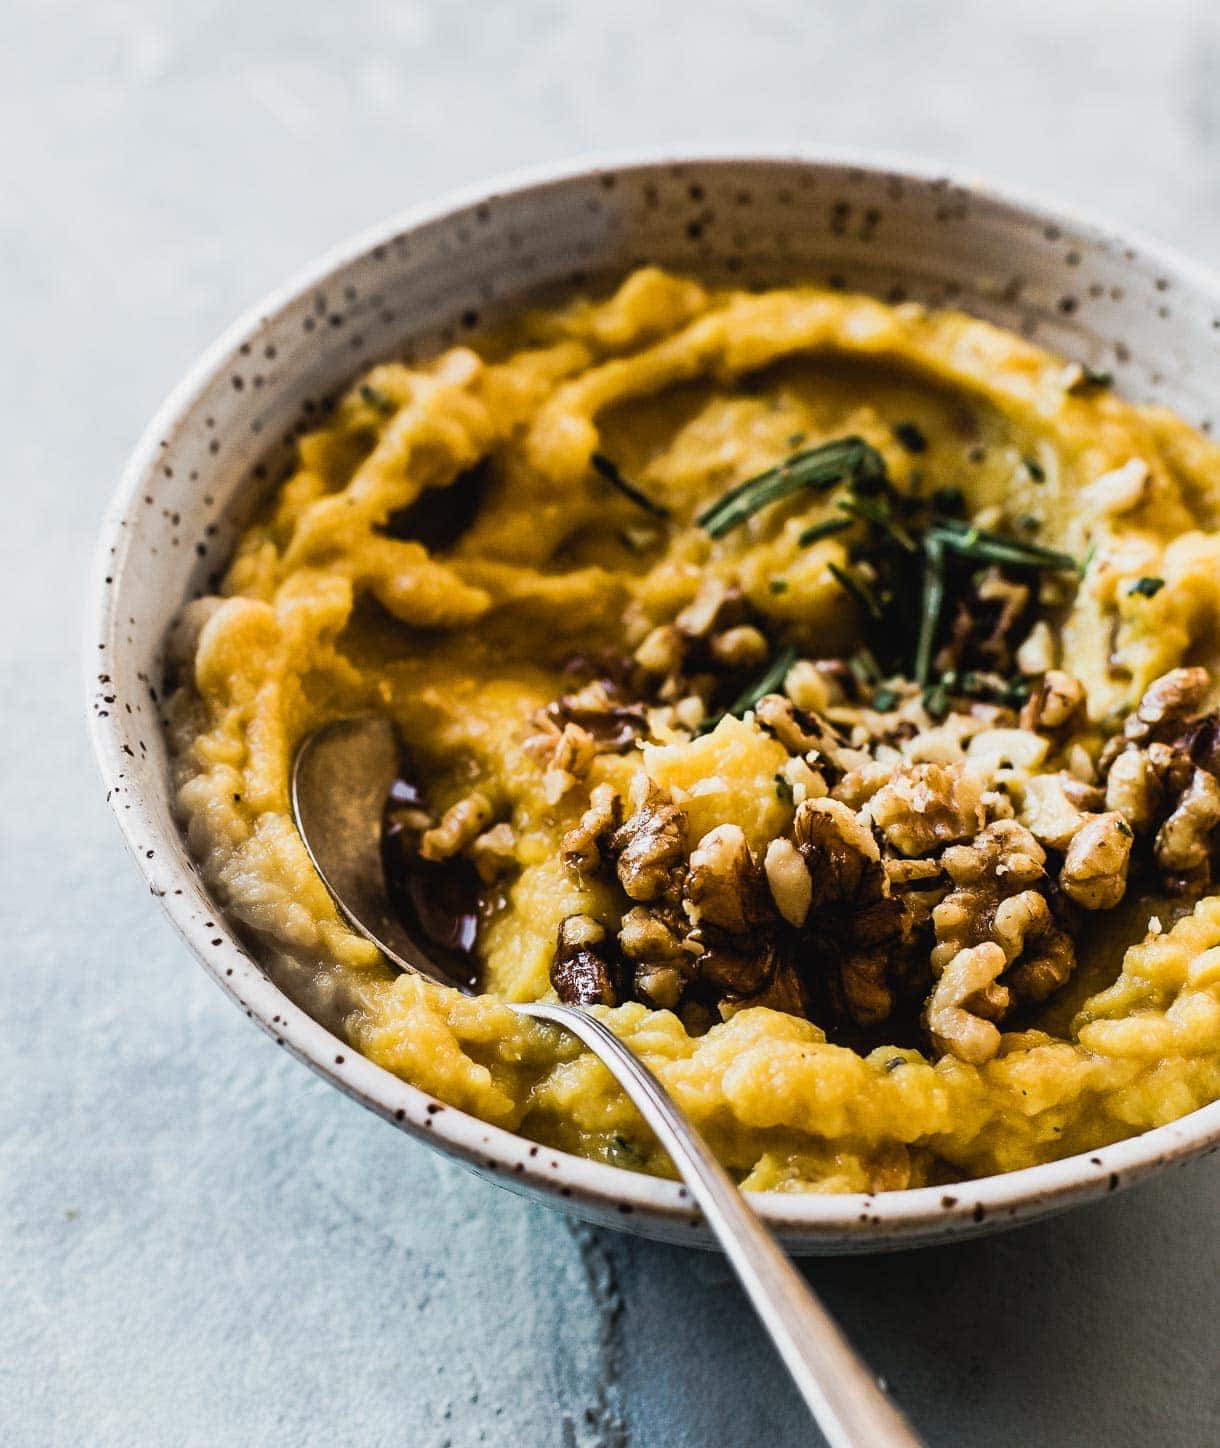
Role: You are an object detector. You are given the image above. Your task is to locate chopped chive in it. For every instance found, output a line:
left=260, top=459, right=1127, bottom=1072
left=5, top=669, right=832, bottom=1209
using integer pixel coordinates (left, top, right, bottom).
left=698, top=646, right=799, bottom=734
left=696, top=436, right=886, bottom=538
left=827, top=563, right=884, bottom=621
left=1018, top=514, right=1041, bottom=534
left=893, top=421, right=928, bottom=454
left=871, top=685, right=900, bottom=711
left=1023, top=456, right=1046, bottom=483
left=1128, top=575, right=1165, bottom=598
left=590, top=452, right=670, bottom=518
left=774, top=772, right=795, bottom=804
left=848, top=647, right=883, bottom=685
left=359, top=382, right=394, bottom=415
left=769, top=578, right=789, bottom=594
left=798, top=515, right=854, bottom=546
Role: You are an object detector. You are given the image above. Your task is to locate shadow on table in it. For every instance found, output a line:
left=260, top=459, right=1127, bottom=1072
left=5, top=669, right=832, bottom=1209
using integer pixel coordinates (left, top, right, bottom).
left=602, top=1156, right=1218, bottom=1448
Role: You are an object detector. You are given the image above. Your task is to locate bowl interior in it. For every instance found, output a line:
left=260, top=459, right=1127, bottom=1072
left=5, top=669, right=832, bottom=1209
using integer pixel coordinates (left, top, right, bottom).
left=89, top=155, right=1220, bottom=1250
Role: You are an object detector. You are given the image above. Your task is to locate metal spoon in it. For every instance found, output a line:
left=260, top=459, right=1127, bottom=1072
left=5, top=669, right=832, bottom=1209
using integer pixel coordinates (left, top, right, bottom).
left=292, top=716, right=923, bottom=1448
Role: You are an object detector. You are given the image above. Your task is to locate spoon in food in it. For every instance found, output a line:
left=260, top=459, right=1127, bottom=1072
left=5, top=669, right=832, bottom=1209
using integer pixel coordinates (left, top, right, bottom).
left=292, top=716, right=923, bottom=1448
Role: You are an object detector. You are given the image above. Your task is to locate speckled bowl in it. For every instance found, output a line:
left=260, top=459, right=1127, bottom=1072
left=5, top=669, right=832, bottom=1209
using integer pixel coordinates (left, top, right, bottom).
left=87, top=152, right=1220, bottom=1252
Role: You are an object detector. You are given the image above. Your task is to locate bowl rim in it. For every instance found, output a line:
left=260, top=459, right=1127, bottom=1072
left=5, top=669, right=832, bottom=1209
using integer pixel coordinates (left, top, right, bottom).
left=86, top=145, right=1220, bottom=1243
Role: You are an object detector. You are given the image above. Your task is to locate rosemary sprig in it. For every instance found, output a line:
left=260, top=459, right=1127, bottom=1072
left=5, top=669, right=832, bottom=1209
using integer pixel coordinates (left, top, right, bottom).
left=928, top=518, right=1078, bottom=572
left=697, top=436, right=885, bottom=539
left=913, top=535, right=947, bottom=685
left=798, top=515, right=853, bottom=546
left=698, top=645, right=798, bottom=734
left=837, top=495, right=917, bottom=552
left=828, top=562, right=884, bottom=621
left=590, top=452, right=670, bottom=518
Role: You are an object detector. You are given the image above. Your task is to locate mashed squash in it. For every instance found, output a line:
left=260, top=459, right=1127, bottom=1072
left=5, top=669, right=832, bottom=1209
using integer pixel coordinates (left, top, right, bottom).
left=168, top=269, right=1220, bottom=1192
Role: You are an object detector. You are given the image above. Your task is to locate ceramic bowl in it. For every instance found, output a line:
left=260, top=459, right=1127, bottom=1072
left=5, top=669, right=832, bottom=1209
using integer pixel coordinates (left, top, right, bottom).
left=87, top=151, right=1220, bottom=1252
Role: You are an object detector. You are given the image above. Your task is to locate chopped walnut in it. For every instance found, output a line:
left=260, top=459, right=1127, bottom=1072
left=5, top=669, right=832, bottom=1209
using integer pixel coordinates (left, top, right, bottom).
left=764, top=837, right=813, bottom=926
left=562, top=783, right=623, bottom=879
left=1154, top=767, right=1220, bottom=879
left=1016, top=620, right=1057, bottom=676
left=610, top=777, right=688, bottom=901
left=866, top=761, right=985, bottom=858
left=1059, top=811, right=1133, bottom=910
left=1019, top=670, right=1087, bottom=733
left=541, top=681, right=648, bottom=754
left=931, top=819, right=1075, bottom=1012
left=791, top=798, right=909, bottom=1026
left=1103, top=749, right=1162, bottom=830
left=684, top=824, right=766, bottom=933
left=754, top=693, right=850, bottom=774
left=469, top=822, right=518, bottom=883
left=634, top=624, right=685, bottom=676
left=542, top=722, right=598, bottom=804
left=1021, top=773, right=1089, bottom=851
left=709, top=624, right=769, bottom=669
left=675, top=577, right=746, bottom=638
left=420, top=790, right=494, bottom=862
left=550, top=915, right=620, bottom=1006
left=1127, top=666, right=1210, bottom=744
left=924, top=942, right=1009, bottom=1064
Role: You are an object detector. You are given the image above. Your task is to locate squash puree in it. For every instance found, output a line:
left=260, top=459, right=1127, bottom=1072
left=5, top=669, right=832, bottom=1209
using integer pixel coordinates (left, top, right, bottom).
left=168, top=269, right=1220, bottom=1192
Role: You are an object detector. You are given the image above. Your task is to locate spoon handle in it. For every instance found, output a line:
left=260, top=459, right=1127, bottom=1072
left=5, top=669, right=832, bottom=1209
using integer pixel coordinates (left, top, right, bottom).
left=515, top=1002, right=923, bottom=1448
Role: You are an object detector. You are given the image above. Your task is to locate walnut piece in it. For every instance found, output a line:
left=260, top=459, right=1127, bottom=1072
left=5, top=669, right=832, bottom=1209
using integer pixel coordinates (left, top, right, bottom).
left=1059, top=812, right=1133, bottom=910
left=924, top=942, right=1009, bottom=1064
left=550, top=915, right=620, bottom=1006
left=931, top=819, right=1076, bottom=1028
left=1019, top=670, right=1086, bottom=733
left=420, top=790, right=494, bottom=862
left=1155, top=767, right=1220, bottom=879
left=685, top=824, right=765, bottom=933
left=866, top=761, right=985, bottom=858
left=610, top=777, right=688, bottom=902
left=764, top=837, right=813, bottom=927
left=562, top=783, right=623, bottom=879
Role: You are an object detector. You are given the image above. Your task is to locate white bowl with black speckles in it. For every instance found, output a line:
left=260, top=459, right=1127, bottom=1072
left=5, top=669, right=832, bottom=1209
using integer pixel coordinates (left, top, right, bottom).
left=87, top=151, right=1220, bottom=1252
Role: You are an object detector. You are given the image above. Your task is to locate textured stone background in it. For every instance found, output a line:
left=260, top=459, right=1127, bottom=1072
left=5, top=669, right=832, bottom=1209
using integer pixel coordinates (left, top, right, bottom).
left=3, top=1, right=1219, bottom=1444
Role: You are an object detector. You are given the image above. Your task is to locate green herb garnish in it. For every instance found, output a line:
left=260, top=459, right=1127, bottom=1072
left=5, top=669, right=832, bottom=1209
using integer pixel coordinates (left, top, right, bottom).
left=698, top=646, right=798, bottom=734
left=1023, top=456, right=1046, bottom=483
left=591, top=452, right=670, bottom=518
left=893, top=421, right=928, bottom=454
left=828, top=563, right=884, bottom=621
left=359, top=383, right=394, bottom=415
left=769, top=578, right=789, bottom=594
left=871, top=685, right=899, bottom=711
left=1069, top=367, right=1114, bottom=393
left=798, top=515, right=853, bottom=546
left=697, top=436, right=885, bottom=538
left=913, top=535, right=947, bottom=685
left=1128, top=576, right=1165, bottom=598
left=774, top=772, right=795, bottom=805
left=837, top=495, right=917, bottom=552
left=928, top=518, right=1078, bottom=573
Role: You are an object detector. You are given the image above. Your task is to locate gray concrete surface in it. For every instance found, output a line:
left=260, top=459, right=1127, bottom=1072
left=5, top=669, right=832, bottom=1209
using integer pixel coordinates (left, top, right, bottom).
left=2, top=1, right=1218, bottom=1443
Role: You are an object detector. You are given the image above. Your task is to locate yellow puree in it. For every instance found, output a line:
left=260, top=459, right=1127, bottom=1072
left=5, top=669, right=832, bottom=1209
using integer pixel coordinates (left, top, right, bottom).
left=169, top=269, right=1220, bottom=1192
